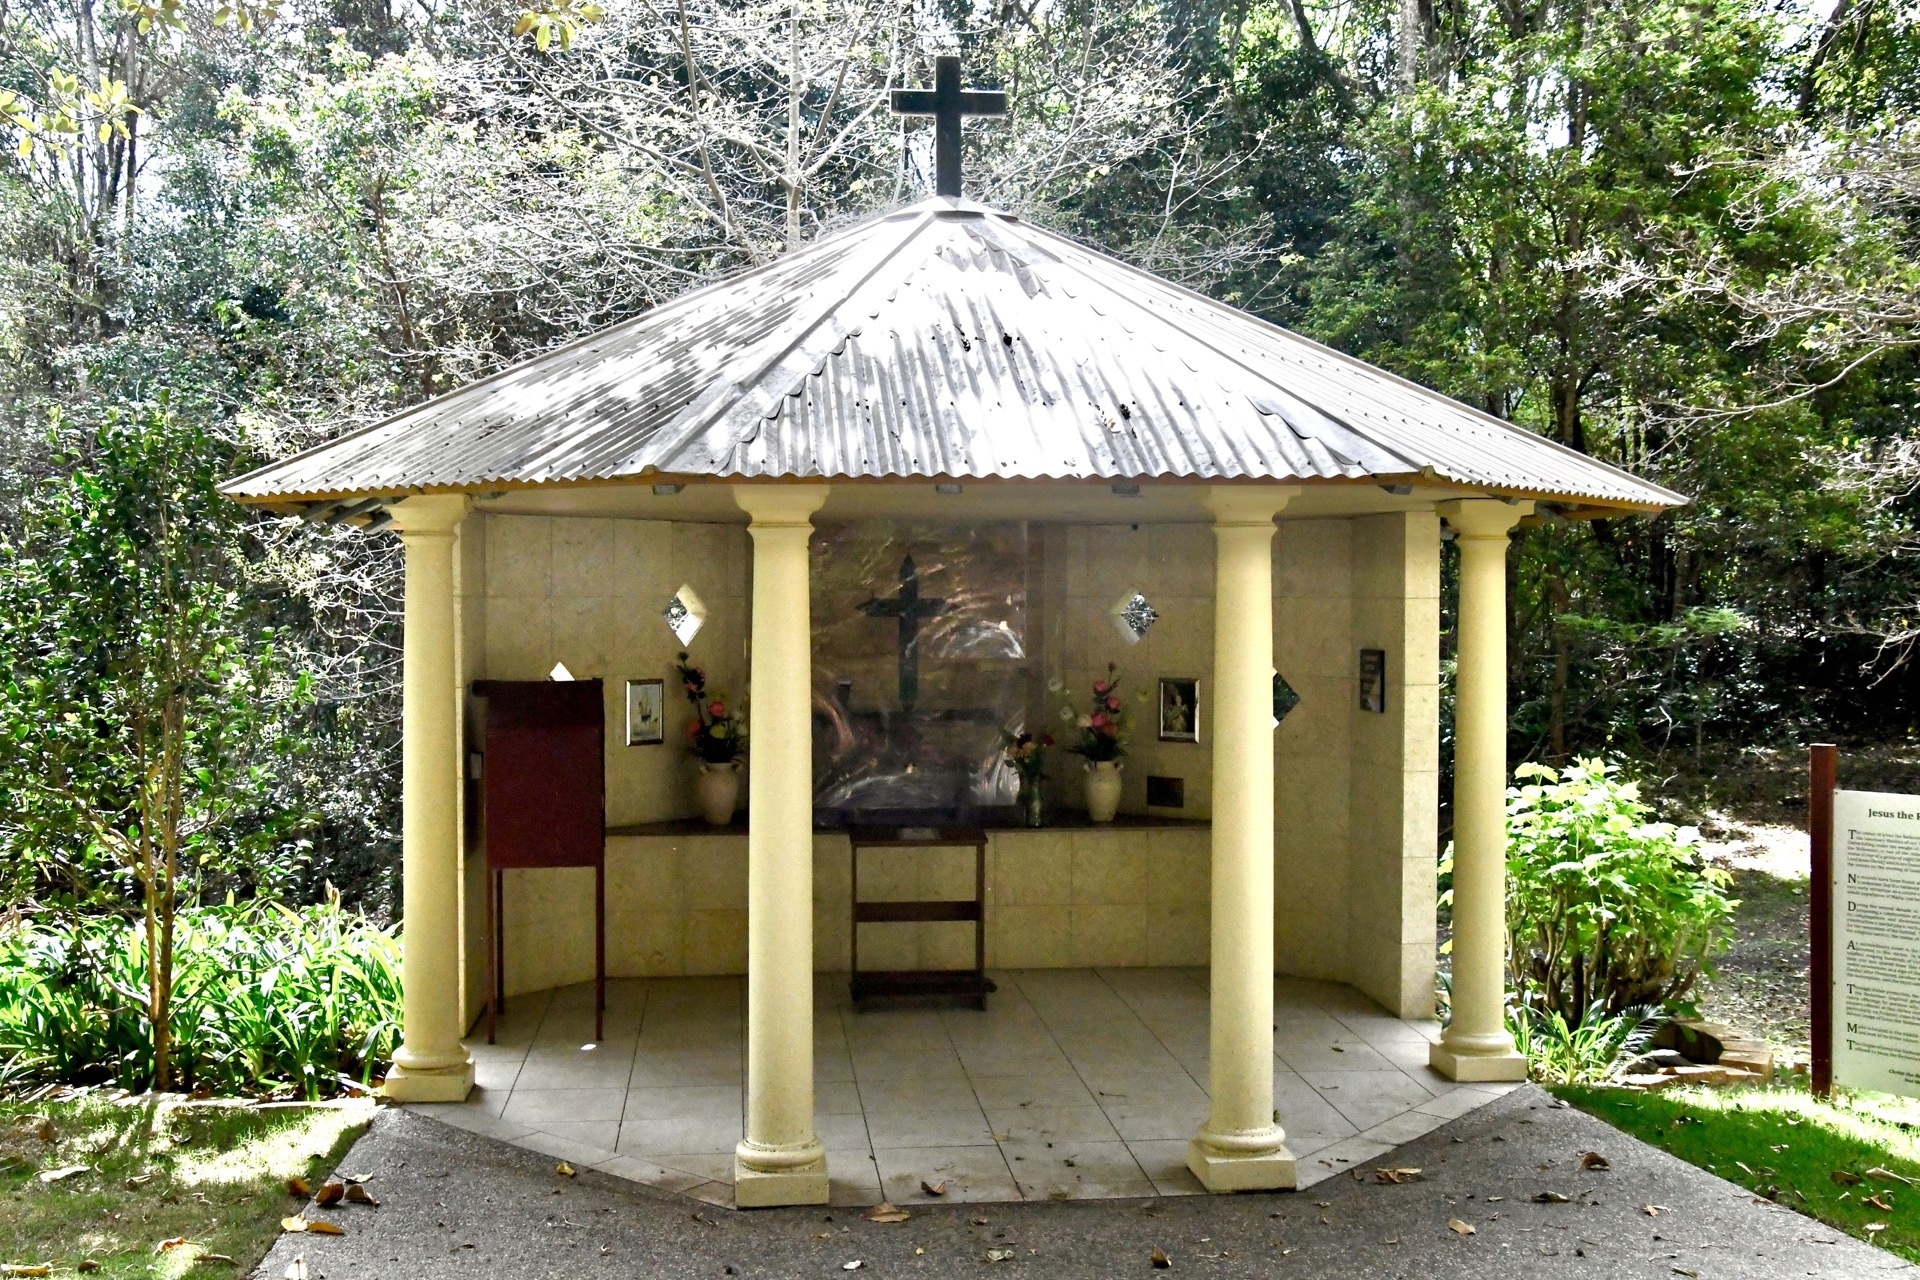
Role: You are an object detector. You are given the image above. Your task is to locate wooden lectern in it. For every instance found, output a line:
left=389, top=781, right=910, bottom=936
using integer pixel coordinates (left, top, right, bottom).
left=472, top=679, right=605, bottom=1041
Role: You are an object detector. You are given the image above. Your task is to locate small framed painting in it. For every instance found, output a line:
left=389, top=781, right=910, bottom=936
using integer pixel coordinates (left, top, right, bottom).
left=626, top=678, right=666, bottom=745
left=1158, top=677, right=1201, bottom=743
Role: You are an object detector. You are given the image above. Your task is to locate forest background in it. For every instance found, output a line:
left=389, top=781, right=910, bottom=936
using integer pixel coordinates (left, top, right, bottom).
left=0, top=0, right=1916, bottom=917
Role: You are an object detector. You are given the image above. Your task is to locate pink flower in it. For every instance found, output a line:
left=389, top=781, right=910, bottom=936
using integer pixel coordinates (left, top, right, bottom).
left=1089, top=713, right=1111, bottom=732
left=1105, top=697, right=1120, bottom=712
left=686, top=720, right=701, bottom=738
left=709, top=701, right=726, bottom=717
left=1092, top=681, right=1110, bottom=695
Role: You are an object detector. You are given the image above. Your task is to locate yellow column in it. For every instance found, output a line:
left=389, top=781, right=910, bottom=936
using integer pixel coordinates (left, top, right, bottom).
left=732, top=484, right=830, bottom=1207
left=1429, top=498, right=1532, bottom=1082
left=384, top=494, right=476, bottom=1103
left=1188, top=485, right=1298, bottom=1192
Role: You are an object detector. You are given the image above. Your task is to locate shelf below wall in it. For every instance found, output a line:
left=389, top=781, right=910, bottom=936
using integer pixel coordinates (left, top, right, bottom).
left=605, top=810, right=1209, bottom=838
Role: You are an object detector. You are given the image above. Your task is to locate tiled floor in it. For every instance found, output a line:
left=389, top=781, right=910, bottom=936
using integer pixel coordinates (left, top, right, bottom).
left=413, top=968, right=1520, bottom=1208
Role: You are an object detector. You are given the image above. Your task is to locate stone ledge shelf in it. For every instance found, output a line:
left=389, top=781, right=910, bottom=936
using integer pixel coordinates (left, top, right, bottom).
left=478, top=815, right=1217, bottom=1003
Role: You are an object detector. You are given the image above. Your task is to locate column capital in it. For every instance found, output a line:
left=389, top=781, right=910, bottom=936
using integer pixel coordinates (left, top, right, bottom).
left=1439, top=498, right=1532, bottom=540
left=733, top=484, right=828, bottom=527
left=389, top=493, right=472, bottom=537
left=1203, top=485, right=1299, bottom=526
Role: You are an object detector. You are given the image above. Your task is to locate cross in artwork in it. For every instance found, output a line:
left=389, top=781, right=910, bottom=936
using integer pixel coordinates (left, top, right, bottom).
left=860, top=555, right=950, bottom=712
left=890, top=55, right=1008, bottom=198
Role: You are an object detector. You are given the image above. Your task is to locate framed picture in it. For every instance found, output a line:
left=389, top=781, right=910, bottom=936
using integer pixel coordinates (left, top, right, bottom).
left=1359, top=649, right=1387, bottom=714
left=626, top=678, right=666, bottom=745
left=1157, top=677, right=1201, bottom=743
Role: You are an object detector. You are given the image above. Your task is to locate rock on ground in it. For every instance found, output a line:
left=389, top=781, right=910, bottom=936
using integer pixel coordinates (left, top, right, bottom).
left=253, top=1084, right=1914, bottom=1279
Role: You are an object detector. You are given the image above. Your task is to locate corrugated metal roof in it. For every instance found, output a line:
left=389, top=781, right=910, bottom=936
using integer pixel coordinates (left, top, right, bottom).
left=223, top=198, right=1684, bottom=511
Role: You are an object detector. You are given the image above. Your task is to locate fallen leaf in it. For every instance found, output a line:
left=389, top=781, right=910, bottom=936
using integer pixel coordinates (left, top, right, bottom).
left=32, top=1118, right=54, bottom=1142
left=287, top=1176, right=312, bottom=1197
left=1, top=1267, right=52, bottom=1278
left=36, top=1166, right=88, bottom=1184
left=920, top=1180, right=947, bottom=1196
left=842, top=1261, right=863, bottom=1271
left=283, top=1257, right=308, bottom=1280
left=1866, top=1222, right=1888, bottom=1234
left=1866, top=1193, right=1894, bottom=1211
left=280, top=1218, right=308, bottom=1234
left=1150, top=1247, right=1172, bottom=1268
left=124, top=1172, right=154, bottom=1188
left=1643, top=1204, right=1665, bottom=1217
left=556, top=1162, right=576, bottom=1177
left=1866, top=1167, right=1916, bottom=1186
left=984, top=1249, right=1015, bottom=1263
left=158, top=1239, right=190, bottom=1252
left=77, top=1264, right=101, bottom=1275
left=1832, top=1170, right=1863, bottom=1186
left=971, top=1216, right=989, bottom=1226
left=195, top=1256, right=236, bottom=1266
left=306, top=1221, right=345, bottom=1237
left=344, top=1183, right=379, bottom=1207
left=314, top=1179, right=345, bottom=1207
left=862, top=1203, right=910, bottom=1224
left=1673, top=1270, right=1699, bottom=1278
left=1579, top=1152, right=1610, bottom=1171
left=1374, top=1167, right=1422, bottom=1184
left=340, top=1172, right=374, bottom=1184
left=1532, top=1191, right=1570, bottom=1204
left=1447, top=1218, right=1475, bottom=1236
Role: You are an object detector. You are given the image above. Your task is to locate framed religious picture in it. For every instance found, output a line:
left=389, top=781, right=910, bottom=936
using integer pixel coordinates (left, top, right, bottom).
left=1359, top=648, right=1387, bottom=714
left=625, top=678, right=666, bottom=745
left=1158, top=677, right=1201, bottom=743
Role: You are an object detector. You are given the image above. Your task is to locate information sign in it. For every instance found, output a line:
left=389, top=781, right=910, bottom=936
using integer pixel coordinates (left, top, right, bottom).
left=1829, top=788, right=1920, bottom=1096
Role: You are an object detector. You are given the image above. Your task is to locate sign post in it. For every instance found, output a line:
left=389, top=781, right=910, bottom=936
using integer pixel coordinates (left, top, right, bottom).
left=1810, top=743, right=1836, bottom=1098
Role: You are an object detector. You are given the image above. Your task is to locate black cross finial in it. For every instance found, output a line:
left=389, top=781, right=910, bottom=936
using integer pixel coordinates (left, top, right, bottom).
left=890, top=55, right=1008, bottom=198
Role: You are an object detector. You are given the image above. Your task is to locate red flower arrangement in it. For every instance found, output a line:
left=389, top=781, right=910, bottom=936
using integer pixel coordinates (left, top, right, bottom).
left=675, top=652, right=746, bottom=764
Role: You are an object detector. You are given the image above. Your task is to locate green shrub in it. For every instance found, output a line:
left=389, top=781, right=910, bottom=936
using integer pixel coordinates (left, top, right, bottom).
left=1500, top=757, right=1737, bottom=1026
left=0, top=896, right=401, bottom=1098
left=1511, top=1000, right=1661, bottom=1084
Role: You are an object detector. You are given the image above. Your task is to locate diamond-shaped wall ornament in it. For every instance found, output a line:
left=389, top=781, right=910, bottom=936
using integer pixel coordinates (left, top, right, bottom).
left=1272, top=670, right=1300, bottom=727
left=1109, top=591, right=1158, bottom=645
left=663, top=583, right=708, bottom=647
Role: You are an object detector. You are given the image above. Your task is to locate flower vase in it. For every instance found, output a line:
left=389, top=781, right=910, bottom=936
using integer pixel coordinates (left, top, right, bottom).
left=697, top=760, right=741, bottom=826
left=1020, top=779, right=1045, bottom=828
left=1084, top=760, right=1123, bottom=823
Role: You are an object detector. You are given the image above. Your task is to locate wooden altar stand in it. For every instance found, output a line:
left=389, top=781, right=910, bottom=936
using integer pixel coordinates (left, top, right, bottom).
left=848, top=823, right=996, bottom=1009
left=473, top=679, right=605, bottom=1042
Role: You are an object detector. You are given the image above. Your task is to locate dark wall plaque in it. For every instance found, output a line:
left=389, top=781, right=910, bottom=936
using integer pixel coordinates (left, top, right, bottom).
left=1359, top=648, right=1387, bottom=714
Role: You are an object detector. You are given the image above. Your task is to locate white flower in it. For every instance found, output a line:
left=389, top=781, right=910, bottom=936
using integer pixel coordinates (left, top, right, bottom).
left=1047, top=675, right=1064, bottom=693
left=1078, top=714, right=1092, bottom=729
left=1058, top=707, right=1074, bottom=723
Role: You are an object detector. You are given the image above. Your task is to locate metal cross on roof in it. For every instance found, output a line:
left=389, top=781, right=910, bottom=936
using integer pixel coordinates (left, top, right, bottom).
left=890, top=55, right=1008, bottom=198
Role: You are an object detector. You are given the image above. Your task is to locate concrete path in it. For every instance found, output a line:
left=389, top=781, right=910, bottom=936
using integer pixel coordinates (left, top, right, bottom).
left=255, top=1085, right=1913, bottom=1279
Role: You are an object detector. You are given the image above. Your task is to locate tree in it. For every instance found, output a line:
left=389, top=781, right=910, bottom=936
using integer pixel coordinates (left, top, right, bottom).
left=0, top=395, right=303, bottom=1090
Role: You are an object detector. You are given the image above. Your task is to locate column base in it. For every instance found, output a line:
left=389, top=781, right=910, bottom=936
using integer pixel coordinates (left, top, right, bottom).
left=1186, top=1138, right=1296, bottom=1193
left=382, top=1058, right=475, bottom=1103
left=733, top=1154, right=829, bottom=1207
left=1429, top=1039, right=1529, bottom=1082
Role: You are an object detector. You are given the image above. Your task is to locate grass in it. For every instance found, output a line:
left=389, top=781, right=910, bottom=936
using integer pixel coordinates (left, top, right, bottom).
left=1558, top=1081, right=1920, bottom=1263
left=0, top=1091, right=372, bottom=1278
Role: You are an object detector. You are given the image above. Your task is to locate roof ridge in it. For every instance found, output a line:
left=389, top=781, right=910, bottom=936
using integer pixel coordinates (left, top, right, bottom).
left=636, top=206, right=946, bottom=475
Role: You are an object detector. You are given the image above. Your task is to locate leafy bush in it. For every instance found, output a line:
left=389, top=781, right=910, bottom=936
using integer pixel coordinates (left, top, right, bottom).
left=1510, top=1000, right=1661, bottom=1085
left=0, top=896, right=401, bottom=1098
left=1502, top=758, right=1737, bottom=1026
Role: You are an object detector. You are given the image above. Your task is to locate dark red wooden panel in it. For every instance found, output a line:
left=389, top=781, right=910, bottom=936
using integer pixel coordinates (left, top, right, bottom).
left=475, top=680, right=604, bottom=870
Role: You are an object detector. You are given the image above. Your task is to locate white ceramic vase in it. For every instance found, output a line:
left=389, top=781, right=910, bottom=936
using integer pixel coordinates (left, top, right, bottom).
left=1084, top=760, right=1123, bottom=823
left=697, top=760, right=741, bottom=826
